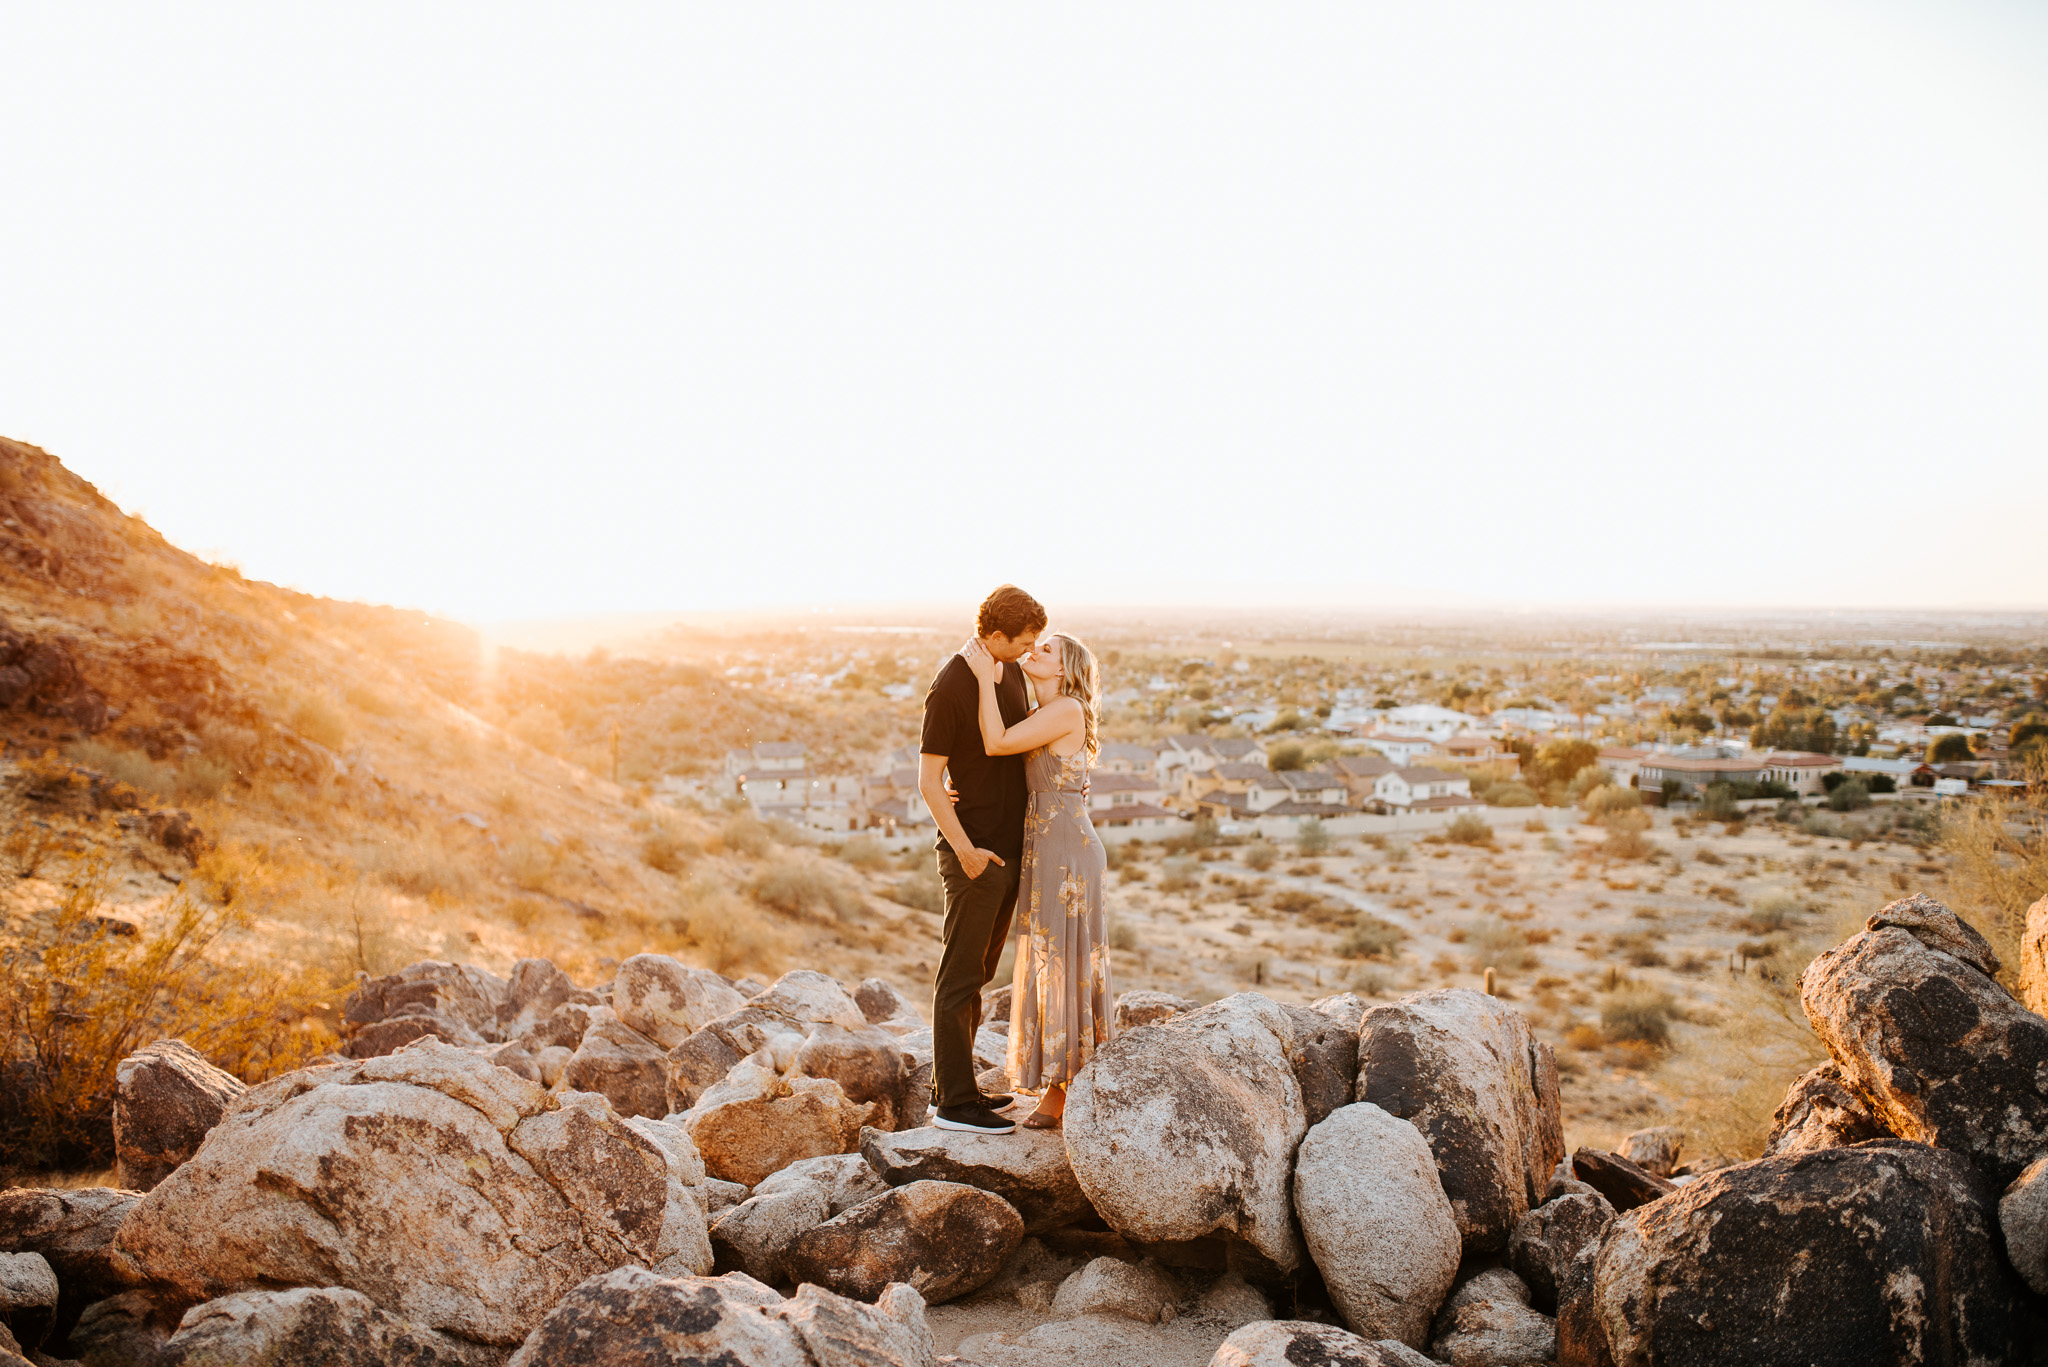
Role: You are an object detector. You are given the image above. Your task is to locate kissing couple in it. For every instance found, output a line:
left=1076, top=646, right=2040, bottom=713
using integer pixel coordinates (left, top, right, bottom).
left=916, top=584, right=1114, bottom=1136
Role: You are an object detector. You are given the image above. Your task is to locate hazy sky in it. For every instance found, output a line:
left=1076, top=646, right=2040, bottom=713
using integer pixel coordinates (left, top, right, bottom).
left=4, top=4, right=2045, bottom=621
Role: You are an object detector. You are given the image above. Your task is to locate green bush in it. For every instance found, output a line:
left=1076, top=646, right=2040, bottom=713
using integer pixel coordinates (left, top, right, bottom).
left=1266, top=741, right=1305, bottom=771
left=1927, top=734, right=1974, bottom=764
left=1296, top=819, right=1331, bottom=855
left=1699, top=783, right=1742, bottom=821
left=1826, top=778, right=1871, bottom=812
left=1488, top=783, right=1538, bottom=808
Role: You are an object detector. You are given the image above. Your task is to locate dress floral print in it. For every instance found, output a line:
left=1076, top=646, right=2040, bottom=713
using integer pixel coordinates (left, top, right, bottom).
left=1007, top=744, right=1113, bottom=1091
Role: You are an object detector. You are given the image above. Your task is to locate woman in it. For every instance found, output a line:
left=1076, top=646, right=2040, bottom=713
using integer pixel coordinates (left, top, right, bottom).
left=960, top=632, right=1112, bottom=1130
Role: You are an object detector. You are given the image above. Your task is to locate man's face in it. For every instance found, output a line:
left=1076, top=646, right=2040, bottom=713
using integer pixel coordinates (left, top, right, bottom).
left=981, top=629, right=1040, bottom=663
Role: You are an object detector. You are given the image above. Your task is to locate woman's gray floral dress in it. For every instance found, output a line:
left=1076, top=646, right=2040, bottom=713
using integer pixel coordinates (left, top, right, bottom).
left=1007, top=743, right=1113, bottom=1090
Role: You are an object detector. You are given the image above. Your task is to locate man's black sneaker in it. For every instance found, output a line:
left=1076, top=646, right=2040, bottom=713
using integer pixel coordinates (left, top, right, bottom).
left=979, top=1092, right=1014, bottom=1109
left=934, top=1103, right=1017, bottom=1135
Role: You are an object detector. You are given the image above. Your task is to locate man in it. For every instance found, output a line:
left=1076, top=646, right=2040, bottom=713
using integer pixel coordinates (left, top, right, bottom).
left=917, top=583, right=1046, bottom=1134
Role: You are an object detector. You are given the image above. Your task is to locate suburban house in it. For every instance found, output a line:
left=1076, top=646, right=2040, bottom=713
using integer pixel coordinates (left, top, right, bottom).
left=724, top=741, right=809, bottom=792
left=1842, top=756, right=1936, bottom=788
left=1360, top=731, right=1439, bottom=765
left=1636, top=754, right=1765, bottom=798
left=1096, top=742, right=1161, bottom=775
left=1597, top=746, right=1650, bottom=789
left=1758, top=751, right=1844, bottom=797
left=862, top=765, right=930, bottom=831
left=1086, top=771, right=1179, bottom=831
left=1192, top=767, right=1300, bottom=817
left=1374, top=766, right=1478, bottom=810
left=1430, top=734, right=1521, bottom=777
left=1188, top=762, right=1289, bottom=804
left=1325, top=754, right=1397, bottom=804
left=1275, top=769, right=1349, bottom=806
left=1379, top=705, right=1479, bottom=741
left=745, top=772, right=867, bottom=832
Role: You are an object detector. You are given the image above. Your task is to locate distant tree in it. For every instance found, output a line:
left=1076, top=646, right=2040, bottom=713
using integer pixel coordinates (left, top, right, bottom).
left=1827, top=778, right=1872, bottom=812
left=1296, top=819, right=1330, bottom=855
left=2011, top=717, right=2048, bottom=755
left=1928, top=734, right=1974, bottom=763
left=1699, top=783, right=1741, bottom=821
left=1267, top=708, right=1307, bottom=733
left=1534, top=738, right=1598, bottom=788
left=1751, top=705, right=1839, bottom=754
left=1266, top=741, right=1305, bottom=771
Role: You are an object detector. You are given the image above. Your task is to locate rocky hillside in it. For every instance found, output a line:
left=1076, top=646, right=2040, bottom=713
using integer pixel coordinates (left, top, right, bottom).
left=0, top=888, right=2044, bottom=1364
left=0, top=436, right=944, bottom=1175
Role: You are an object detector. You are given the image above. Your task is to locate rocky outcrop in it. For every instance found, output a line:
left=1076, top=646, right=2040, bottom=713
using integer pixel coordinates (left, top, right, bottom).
left=710, top=1155, right=888, bottom=1285
left=612, top=954, right=747, bottom=1050
left=1307, top=992, right=1372, bottom=1032
left=666, top=1006, right=810, bottom=1112
left=344, top=961, right=509, bottom=1045
left=114, top=1040, right=710, bottom=1346
left=112, top=1040, right=247, bottom=1192
left=1800, top=896, right=2048, bottom=1185
left=860, top=1124, right=1092, bottom=1234
left=1292, top=1103, right=1460, bottom=1348
left=2002, top=1154, right=2048, bottom=1297
left=1761, top=1061, right=1892, bottom=1158
left=560, top=1008, right=671, bottom=1118
left=1569, top=1147, right=1675, bottom=1213
left=795, top=1024, right=916, bottom=1132
left=1112, top=990, right=1195, bottom=1031
left=0, top=1186, right=141, bottom=1317
left=494, top=958, right=594, bottom=1039
left=504, top=1268, right=935, bottom=1367
left=1591, top=1141, right=2024, bottom=1365
left=152, top=1288, right=503, bottom=1366
left=855, top=977, right=922, bottom=1028
left=1355, top=989, right=1564, bottom=1254
left=1209, top=1321, right=1438, bottom=1367
left=0, top=1252, right=56, bottom=1352
left=1428, top=1267, right=1554, bottom=1367
left=1615, top=1126, right=1682, bottom=1178
left=1507, top=1191, right=1613, bottom=1314
left=780, top=1180, right=1023, bottom=1305
left=1048, top=1256, right=1181, bottom=1324
left=2020, top=893, right=2048, bottom=1017
left=751, top=970, right=868, bottom=1032
left=684, top=1061, right=874, bottom=1186
left=1064, top=993, right=1313, bottom=1274
left=1276, top=1002, right=1357, bottom=1127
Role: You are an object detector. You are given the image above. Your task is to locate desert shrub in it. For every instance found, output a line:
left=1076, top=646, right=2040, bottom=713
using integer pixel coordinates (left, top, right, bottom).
left=1600, top=986, right=1679, bottom=1047
left=1486, top=783, right=1538, bottom=808
left=1, top=808, right=74, bottom=880
left=748, top=855, right=865, bottom=921
left=718, top=814, right=775, bottom=857
left=673, top=879, right=784, bottom=976
left=1108, top=917, right=1139, bottom=952
left=499, top=839, right=562, bottom=894
left=1601, top=823, right=1655, bottom=861
left=65, top=739, right=169, bottom=796
left=0, top=859, right=337, bottom=1171
left=1463, top=916, right=1535, bottom=971
left=1826, top=778, right=1871, bottom=812
left=1742, top=891, right=1803, bottom=932
left=1446, top=814, right=1494, bottom=846
left=1117, top=864, right=1148, bottom=885
left=833, top=835, right=890, bottom=871
left=1699, top=783, right=1741, bottom=821
left=289, top=695, right=349, bottom=751
left=1296, top=819, right=1331, bottom=855
left=1586, top=785, right=1644, bottom=823
left=1522, top=816, right=1548, bottom=833
left=641, top=827, right=701, bottom=874
left=1266, top=741, right=1305, bottom=771
left=362, top=837, right=473, bottom=900
left=176, top=755, right=234, bottom=801
left=1159, top=857, right=1201, bottom=893
left=1337, top=913, right=1407, bottom=960
left=1243, top=841, right=1278, bottom=871
left=886, top=865, right=945, bottom=913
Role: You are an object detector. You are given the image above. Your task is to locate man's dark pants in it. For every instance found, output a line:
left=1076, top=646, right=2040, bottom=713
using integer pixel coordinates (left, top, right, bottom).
left=931, top=846, right=1020, bottom=1108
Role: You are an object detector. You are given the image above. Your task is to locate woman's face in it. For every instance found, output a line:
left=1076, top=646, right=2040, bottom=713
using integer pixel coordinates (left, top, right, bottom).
left=1019, top=636, right=1063, bottom=687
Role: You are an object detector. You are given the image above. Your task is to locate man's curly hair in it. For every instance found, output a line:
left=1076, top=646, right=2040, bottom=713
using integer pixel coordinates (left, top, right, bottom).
left=976, top=584, right=1047, bottom=641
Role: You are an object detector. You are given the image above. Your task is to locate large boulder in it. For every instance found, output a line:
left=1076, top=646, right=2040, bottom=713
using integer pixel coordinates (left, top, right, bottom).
left=1049, top=1256, right=1182, bottom=1323
left=1209, top=1321, right=1438, bottom=1367
left=1292, top=1102, right=1460, bottom=1348
left=1428, top=1267, right=1554, bottom=1367
left=1569, top=1147, right=1675, bottom=1213
left=0, top=1186, right=141, bottom=1325
left=1800, top=895, right=2048, bottom=1185
left=505, top=1268, right=935, bottom=1367
left=344, top=1012, right=486, bottom=1058
left=344, top=961, right=509, bottom=1043
left=2003, top=1154, right=2048, bottom=1297
left=795, top=1024, right=916, bottom=1132
left=1591, top=1141, right=2025, bottom=1365
left=0, top=1252, right=56, bottom=1351
left=781, top=1180, right=1023, bottom=1305
left=112, top=1040, right=247, bottom=1192
left=113, top=1040, right=711, bottom=1346
left=855, top=977, right=922, bottom=1028
left=1615, top=1126, right=1682, bottom=1178
left=860, top=1124, right=1093, bottom=1234
left=2020, top=892, right=2048, bottom=1017
left=560, top=1008, right=671, bottom=1118
left=1762, top=1060, right=1892, bottom=1158
left=1355, top=989, right=1565, bottom=1254
left=1507, top=1191, right=1614, bottom=1314
left=612, top=954, right=747, bottom=1049
left=1276, top=1002, right=1358, bottom=1127
left=1112, top=990, right=1195, bottom=1031
left=494, top=957, right=594, bottom=1039
left=1063, top=993, right=1313, bottom=1273
left=750, top=970, right=868, bottom=1032
left=710, top=1154, right=889, bottom=1285
left=683, top=1061, right=874, bottom=1187
left=666, top=1005, right=806, bottom=1112
left=152, top=1287, right=502, bottom=1366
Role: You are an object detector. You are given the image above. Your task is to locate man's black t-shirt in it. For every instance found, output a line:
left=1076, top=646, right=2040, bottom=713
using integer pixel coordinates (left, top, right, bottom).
left=920, top=653, right=1030, bottom=861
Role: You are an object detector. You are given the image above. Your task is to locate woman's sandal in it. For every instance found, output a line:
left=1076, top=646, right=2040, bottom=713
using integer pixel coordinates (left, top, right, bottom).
left=1022, top=1111, right=1061, bottom=1130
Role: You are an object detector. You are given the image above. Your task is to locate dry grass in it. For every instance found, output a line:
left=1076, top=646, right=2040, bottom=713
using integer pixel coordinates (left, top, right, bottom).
left=1938, top=770, right=2048, bottom=986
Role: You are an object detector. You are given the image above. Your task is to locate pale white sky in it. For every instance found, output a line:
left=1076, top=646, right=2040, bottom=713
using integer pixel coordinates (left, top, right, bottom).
left=3, top=3, right=2045, bottom=621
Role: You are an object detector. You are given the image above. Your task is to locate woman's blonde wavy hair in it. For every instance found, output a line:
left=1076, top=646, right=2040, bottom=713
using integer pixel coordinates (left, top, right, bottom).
left=1050, top=634, right=1101, bottom=760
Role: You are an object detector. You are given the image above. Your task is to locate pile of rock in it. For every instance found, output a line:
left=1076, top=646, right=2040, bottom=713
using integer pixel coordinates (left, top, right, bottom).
left=5, top=892, right=2045, bottom=1365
